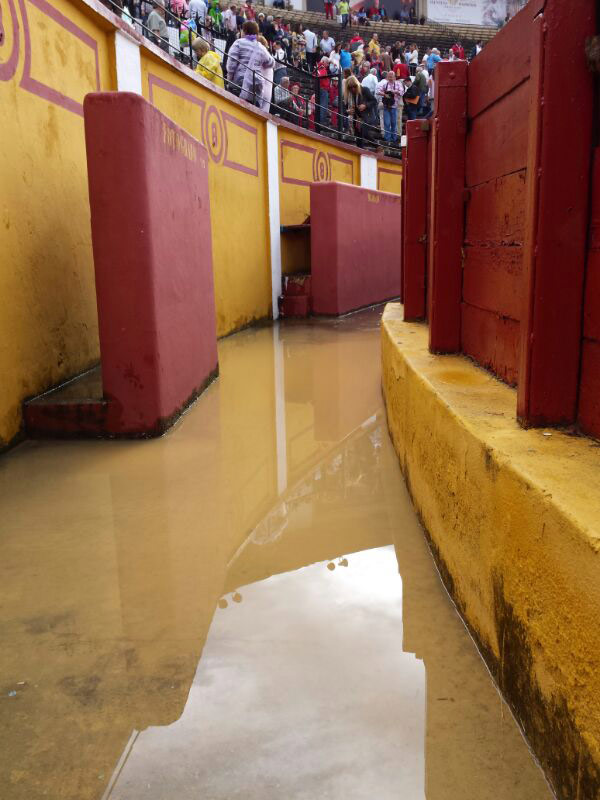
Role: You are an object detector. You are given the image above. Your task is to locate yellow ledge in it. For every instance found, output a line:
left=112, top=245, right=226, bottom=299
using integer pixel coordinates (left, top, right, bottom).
left=381, top=303, right=600, bottom=800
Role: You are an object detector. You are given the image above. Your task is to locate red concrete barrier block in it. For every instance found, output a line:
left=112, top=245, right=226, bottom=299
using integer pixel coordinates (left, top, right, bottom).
left=83, top=92, right=218, bottom=435
left=310, top=182, right=401, bottom=315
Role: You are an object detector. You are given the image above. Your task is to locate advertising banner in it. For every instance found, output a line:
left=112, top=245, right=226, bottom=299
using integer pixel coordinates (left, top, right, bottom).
left=427, top=0, right=506, bottom=26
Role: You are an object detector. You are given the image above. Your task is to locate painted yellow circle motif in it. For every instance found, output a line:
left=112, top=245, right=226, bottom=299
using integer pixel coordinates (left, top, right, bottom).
left=203, top=105, right=225, bottom=164
left=313, top=150, right=330, bottom=183
left=0, top=0, right=20, bottom=81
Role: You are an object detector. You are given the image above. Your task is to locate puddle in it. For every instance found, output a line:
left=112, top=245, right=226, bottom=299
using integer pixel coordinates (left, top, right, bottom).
left=0, top=309, right=552, bottom=799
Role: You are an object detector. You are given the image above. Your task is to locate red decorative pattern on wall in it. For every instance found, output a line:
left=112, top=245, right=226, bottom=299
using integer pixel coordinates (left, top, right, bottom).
left=18, top=0, right=101, bottom=116
left=281, top=139, right=355, bottom=187
left=0, top=0, right=20, bottom=81
left=148, top=72, right=259, bottom=176
left=221, top=110, right=259, bottom=176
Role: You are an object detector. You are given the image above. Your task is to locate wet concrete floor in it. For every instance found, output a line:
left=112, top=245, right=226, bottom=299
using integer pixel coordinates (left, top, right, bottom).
left=0, top=309, right=553, bottom=799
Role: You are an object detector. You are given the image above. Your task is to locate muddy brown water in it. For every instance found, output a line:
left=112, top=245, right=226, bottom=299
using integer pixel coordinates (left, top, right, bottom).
left=0, top=309, right=553, bottom=799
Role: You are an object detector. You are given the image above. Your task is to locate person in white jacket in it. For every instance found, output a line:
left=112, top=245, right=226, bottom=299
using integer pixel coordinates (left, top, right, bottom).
left=227, top=20, right=274, bottom=104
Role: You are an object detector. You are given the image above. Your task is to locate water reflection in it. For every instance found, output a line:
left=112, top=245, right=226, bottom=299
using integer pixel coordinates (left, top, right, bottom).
left=106, top=546, right=427, bottom=800
left=0, top=311, right=551, bottom=800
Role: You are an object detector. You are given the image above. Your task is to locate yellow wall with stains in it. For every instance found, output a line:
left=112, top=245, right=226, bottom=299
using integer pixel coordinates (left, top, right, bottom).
left=0, top=0, right=401, bottom=447
left=381, top=304, right=600, bottom=798
left=0, top=0, right=114, bottom=447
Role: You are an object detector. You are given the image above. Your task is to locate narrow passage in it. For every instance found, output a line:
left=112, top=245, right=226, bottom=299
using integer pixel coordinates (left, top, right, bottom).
left=0, top=309, right=552, bottom=800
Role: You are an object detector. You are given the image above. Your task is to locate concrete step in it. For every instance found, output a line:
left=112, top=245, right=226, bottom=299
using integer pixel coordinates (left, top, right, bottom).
left=23, top=366, right=108, bottom=437
left=279, top=272, right=312, bottom=318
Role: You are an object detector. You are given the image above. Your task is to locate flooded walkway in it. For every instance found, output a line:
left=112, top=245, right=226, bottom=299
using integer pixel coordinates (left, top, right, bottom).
left=0, top=309, right=552, bottom=800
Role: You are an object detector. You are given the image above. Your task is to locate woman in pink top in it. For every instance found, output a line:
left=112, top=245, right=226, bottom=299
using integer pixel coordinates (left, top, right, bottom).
left=170, top=0, right=189, bottom=17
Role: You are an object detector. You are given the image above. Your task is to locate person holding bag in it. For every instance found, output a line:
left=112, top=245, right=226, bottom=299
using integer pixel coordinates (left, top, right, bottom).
left=403, top=76, right=419, bottom=121
left=376, top=70, right=403, bottom=144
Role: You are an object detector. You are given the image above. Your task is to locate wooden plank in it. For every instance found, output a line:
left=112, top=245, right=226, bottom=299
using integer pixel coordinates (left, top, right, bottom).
left=400, top=148, right=406, bottom=304
left=461, top=303, right=520, bottom=386
left=466, top=170, right=527, bottom=246
left=463, top=246, right=523, bottom=320
left=466, top=80, right=530, bottom=188
left=583, top=250, right=600, bottom=342
left=427, top=61, right=467, bottom=353
left=467, top=0, right=543, bottom=120
left=583, top=151, right=600, bottom=341
left=403, top=121, right=429, bottom=321
left=517, top=0, right=596, bottom=426
left=577, top=339, right=600, bottom=439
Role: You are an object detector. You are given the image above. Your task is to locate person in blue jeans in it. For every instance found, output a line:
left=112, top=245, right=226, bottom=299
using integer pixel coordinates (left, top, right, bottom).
left=317, top=57, right=331, bottom=127
left=376, top=71, right=403, bottom=143
left=403, top=75, right=419, bottom=121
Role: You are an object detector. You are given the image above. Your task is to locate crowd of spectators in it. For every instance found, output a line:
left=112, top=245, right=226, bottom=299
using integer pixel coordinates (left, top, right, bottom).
left=116, top=0, right=486, bottom=151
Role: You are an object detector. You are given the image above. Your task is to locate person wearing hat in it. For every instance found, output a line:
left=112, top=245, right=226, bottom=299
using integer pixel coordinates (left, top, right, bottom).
left=193, top=38, right=224, bottom=86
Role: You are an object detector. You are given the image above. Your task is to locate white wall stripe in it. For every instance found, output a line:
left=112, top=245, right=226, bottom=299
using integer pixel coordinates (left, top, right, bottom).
left=266, top=121, right=282, bottom=320
left=114, top=30, right=143, bottom=94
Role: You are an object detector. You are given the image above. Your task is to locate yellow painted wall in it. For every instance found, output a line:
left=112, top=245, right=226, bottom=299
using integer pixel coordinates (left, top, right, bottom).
left=0, top=0, right=115, bottom=446
left=0, top=0, right=401, bottom=447
left=378, top=163, right=403, bottom=194
left=278, top=127, right=360, bottom=227
left=381, top=304, right=600, bottom=799
left=140, top=51, right=272, bottom=337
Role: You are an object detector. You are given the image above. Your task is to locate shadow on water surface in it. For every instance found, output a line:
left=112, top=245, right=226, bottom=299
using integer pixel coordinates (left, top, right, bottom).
left=0, top=309, right=552, bottom=799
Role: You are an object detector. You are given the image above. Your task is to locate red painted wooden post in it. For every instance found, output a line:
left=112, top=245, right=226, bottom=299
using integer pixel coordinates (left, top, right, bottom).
left=427, top=60, right=468, bottom=352
left=400, top=146, right=406, bottom=304
left=517, top=0, right=596, bottom=426
left=403, top=119, right=429, bottom=321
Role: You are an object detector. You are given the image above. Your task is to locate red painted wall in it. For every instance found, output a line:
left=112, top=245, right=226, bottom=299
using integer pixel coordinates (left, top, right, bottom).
left=310, top=182, right=402, bottom=315
left=84, top=93, right=218, bottom=435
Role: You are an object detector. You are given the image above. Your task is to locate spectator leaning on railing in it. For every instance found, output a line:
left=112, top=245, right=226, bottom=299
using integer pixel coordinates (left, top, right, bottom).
left=344, top=75, right=378, bottom=147
left=226, top=19, right=274, bottom=104
left=273, top=75, right=293, bottom=119
left=122, top=0, right=486, bottom=153
left=192, top=37, right=224, bottom=86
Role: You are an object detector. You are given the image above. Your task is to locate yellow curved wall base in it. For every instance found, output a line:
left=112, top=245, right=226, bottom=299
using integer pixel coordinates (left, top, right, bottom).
left=381, top=303, right=600, bottom=800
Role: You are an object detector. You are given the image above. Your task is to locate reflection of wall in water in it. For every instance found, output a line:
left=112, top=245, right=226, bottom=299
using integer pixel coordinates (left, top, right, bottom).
left=281, top=320, right=382, bottom=482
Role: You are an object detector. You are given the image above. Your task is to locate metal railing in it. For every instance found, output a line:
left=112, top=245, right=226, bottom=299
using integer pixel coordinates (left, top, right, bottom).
left=107, top=0, right=412, bottom=153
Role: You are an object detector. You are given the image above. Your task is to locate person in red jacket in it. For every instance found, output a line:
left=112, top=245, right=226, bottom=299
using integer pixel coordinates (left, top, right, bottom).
left=393, top=58, right=409, bottom=80
left=451, top=41, right=465, bottom=60
left=349, top=33, right=364, bottom=51
left=324, top=0, right=334, bottom=19
left=316, top=56, right=331, bottom=126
